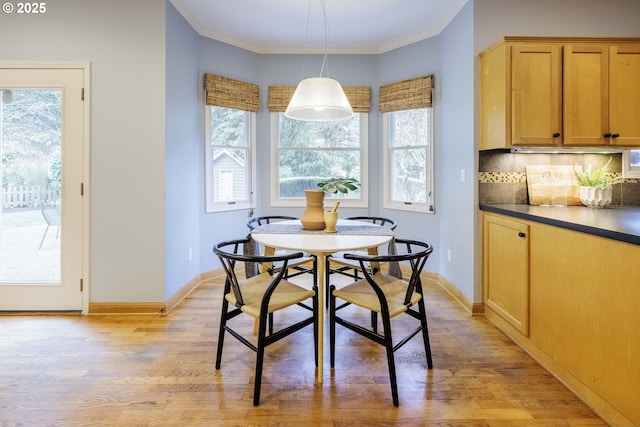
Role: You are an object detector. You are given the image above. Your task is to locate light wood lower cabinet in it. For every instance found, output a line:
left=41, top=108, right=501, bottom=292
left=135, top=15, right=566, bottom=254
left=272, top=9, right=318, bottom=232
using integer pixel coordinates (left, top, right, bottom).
left=483, top=214, right=529, bottom=335
left=483, top=212, right=640, bottom=427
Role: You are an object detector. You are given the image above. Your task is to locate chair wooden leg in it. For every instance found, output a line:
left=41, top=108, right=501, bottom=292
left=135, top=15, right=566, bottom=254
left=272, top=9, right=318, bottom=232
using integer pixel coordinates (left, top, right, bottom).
left=325, top=257, right=331, bottom=309
left=253, top=314, right=268, bottom=406
left=371, top=311, right=378, bottom=333
left=215, top=299, right=229, bottom=370
left=313, top=256, right=318, bottom=289
left=381, top=315, right=399, bottom=406
left=268, top=312, right=274, bottom=335
left=417, top=298, right=433, bottom=369
left=329, top=285, right=336, bottom=368
left=313, top=285, right=319, bottom=367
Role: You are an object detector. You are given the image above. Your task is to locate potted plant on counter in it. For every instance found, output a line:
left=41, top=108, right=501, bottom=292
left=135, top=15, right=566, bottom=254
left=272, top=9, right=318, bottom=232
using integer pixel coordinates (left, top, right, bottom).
left=573, top=157, right=622, bottom=208
left=300, top=178, right=360, bottom=230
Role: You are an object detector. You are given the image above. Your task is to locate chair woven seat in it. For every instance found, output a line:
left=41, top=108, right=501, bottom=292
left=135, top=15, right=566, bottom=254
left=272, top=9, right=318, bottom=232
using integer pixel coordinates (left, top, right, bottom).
left=332, top=272, right=421, bottom=317
left=227, top=273, right=316, bottom=318
left=325, top=216, right=398, bottom=307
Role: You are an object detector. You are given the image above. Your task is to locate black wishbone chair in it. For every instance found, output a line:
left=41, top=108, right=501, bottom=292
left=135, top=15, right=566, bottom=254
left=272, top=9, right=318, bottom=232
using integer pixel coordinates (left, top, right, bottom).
left=328, top=238, right=434, bottom=406
left=324, top=216, right=397, bottom=307
left=247, top=215, right=317, bottom=286
left=214, top=238, right=318, bottom=406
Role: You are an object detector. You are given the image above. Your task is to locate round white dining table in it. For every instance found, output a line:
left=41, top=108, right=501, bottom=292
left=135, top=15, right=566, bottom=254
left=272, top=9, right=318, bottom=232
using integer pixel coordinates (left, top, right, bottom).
left=250, top=219, right=393, bottom=383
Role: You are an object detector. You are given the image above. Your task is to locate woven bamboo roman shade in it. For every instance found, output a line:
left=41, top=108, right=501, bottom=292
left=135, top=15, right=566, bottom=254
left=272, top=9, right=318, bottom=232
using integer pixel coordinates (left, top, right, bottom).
left=268, top=85, right=371, bottom=113
left=379, top=75, right=433, bottom=113
left=204, top=73, right=260, bottom=112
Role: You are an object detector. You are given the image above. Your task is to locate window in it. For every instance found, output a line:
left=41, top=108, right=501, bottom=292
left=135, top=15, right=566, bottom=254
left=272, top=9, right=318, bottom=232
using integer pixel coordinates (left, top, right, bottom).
left=205, top=106, right=255, bottom=212
left=379, top=74, right=434, bottom=213
left=622, top=149, right=640, bottom=178
left=270, top=112, right=368, bottom=207
left=383, top=108, right=434, bottom=212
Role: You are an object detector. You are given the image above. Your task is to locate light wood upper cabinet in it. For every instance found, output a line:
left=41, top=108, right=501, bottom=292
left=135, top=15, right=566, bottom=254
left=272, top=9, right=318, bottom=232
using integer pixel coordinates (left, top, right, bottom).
left=511, top=44, right=562, bottom=146
left=563, top=45, right=609, bottom=146
left=481, top=37, right=640, bottom=149
left=564, top=44, right=640, bottom=146
left=609, top=45, right=640, bottom=146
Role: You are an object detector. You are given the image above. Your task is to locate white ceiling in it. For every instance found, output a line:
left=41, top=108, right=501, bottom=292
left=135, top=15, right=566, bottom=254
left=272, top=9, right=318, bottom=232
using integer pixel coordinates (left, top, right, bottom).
left=169, top=0, right=469, bottom=54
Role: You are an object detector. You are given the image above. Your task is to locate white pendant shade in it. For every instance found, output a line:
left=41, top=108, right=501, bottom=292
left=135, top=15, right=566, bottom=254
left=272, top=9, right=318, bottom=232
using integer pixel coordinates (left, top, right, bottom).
left=285, top=77, right=353, bottom=121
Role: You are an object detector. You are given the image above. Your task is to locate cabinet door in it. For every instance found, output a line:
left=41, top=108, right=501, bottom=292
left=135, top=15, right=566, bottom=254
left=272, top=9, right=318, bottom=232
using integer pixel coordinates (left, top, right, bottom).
left=529, top=223, right=640, bottom=426
left=481, top=43, right=508, bottom=149
left=483, top=214, right=530, bottom=335
left=511, top=44, right=562, bottom=146
left=563, top=45, right=610, bottom=146
left=609, top=45, right=640, bottom=146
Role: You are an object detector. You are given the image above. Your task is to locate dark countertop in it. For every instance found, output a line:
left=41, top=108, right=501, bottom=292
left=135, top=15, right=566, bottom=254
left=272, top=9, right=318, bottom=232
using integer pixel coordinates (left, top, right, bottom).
left=480, top=204, right=640, bottom=246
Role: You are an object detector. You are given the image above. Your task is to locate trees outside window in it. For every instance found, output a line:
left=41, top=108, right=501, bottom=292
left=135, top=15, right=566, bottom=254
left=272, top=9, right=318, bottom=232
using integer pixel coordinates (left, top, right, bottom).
left=271, top=113, right=368, bottom=207
left=205, top=106, right=255, bottom=212
left=383, top=108, right=434, bottom=213
left=1, top=90, right=61, bottom=207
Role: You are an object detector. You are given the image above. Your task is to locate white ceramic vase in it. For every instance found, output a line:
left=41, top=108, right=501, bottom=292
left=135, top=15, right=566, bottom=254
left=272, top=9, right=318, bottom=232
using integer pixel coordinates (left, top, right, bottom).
left=579, top=186, right=612, bottom=208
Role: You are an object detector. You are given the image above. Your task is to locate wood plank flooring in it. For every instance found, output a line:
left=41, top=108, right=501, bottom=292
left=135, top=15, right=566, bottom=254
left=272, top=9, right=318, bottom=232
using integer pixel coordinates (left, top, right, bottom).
left=0, top=274, right=607, bottom=426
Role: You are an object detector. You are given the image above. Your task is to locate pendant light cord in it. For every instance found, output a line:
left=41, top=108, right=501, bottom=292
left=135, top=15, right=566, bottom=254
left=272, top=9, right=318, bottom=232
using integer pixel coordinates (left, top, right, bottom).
left=300, top=0, right=311, bottom=80
left=301, top=0, right=331, bottom=79
left=319, top=0, right=329, bottom=78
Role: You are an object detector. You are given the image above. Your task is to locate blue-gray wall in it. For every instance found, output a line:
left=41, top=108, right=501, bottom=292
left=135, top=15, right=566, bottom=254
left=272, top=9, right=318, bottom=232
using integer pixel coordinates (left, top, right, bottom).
left=4, top=0, right=639, bottom=307
left=437, top=2, right=477, bottom=301
left=165, top=3, right=201, bottom=300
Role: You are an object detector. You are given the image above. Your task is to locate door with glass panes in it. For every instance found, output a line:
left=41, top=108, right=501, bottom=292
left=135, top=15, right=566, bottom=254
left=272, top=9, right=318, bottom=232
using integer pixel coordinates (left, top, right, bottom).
left=0, top=66, right=86, bottom=311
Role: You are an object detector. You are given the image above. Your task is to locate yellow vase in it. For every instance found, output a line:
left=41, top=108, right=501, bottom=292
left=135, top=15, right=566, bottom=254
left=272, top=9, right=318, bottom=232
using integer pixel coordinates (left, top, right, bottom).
left=323, top=211, right=338, bottom=233
left=300, top=190, right=326, bottom=230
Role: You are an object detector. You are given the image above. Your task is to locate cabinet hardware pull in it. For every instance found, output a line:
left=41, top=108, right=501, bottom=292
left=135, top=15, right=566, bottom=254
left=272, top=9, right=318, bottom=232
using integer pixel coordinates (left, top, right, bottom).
left=604, top=132, right=612, bottom=137
left=518, top=232, right=526, bottom=238
left=553, top=132, right=560, bottom=138
left=612, top=133, right=620, bottom=138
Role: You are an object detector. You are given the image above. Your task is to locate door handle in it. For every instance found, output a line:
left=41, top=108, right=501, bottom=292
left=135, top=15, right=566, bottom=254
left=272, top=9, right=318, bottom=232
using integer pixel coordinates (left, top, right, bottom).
left=517, top=232, right=526, bottom=238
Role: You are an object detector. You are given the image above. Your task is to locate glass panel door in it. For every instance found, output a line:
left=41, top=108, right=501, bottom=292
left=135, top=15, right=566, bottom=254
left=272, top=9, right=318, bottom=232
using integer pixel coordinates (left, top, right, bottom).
left=0, top=67, right=85, bottom=311
left=0, top=89, right=62, bottom=282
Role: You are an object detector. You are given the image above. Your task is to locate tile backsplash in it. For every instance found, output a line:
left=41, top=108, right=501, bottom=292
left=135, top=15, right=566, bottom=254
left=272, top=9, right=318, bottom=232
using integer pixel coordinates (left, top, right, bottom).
left=478, top=151, right=640, bottom=206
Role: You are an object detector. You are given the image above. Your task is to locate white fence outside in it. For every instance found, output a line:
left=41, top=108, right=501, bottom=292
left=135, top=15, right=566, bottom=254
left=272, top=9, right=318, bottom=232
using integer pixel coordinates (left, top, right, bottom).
left=2, top=186, right=61, bottom=209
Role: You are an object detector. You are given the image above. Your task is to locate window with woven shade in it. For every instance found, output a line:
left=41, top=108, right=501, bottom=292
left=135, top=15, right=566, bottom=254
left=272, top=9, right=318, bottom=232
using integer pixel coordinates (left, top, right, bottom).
left=379, top=75, right=433, bottom=113
left=380, top=75, right=435, bottom=213
left=204, top=74, right=258, bottom=213
left=268, top=85, right=371, bottom=208
left=204, top=73, right=259, bottom=112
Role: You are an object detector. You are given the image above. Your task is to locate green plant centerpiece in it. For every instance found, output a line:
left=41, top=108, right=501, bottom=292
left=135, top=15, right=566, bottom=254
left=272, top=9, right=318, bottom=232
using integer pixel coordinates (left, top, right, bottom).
left=573, top=157, right=621, bottom=208
left=317, top=177, right=360, bottom=194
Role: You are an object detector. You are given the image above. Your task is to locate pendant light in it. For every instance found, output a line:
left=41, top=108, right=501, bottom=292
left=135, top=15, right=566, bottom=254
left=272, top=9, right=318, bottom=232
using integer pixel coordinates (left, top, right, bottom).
left=285, top=0, right=353, bottom=121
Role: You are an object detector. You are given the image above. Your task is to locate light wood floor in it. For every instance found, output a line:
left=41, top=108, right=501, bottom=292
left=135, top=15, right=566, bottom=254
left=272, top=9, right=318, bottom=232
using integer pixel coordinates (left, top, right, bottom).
left=0, top=273, right=607, bottom=426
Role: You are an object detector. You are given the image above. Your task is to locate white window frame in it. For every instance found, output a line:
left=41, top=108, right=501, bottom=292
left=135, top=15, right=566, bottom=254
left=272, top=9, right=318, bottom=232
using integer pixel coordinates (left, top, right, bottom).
left=382, top=109, right=435, bottom=213
left=204, top=106, right=256, bottom=213
left=622, top=149, right=640, bottom=178
left=269, top=113, right=369, bottom=208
